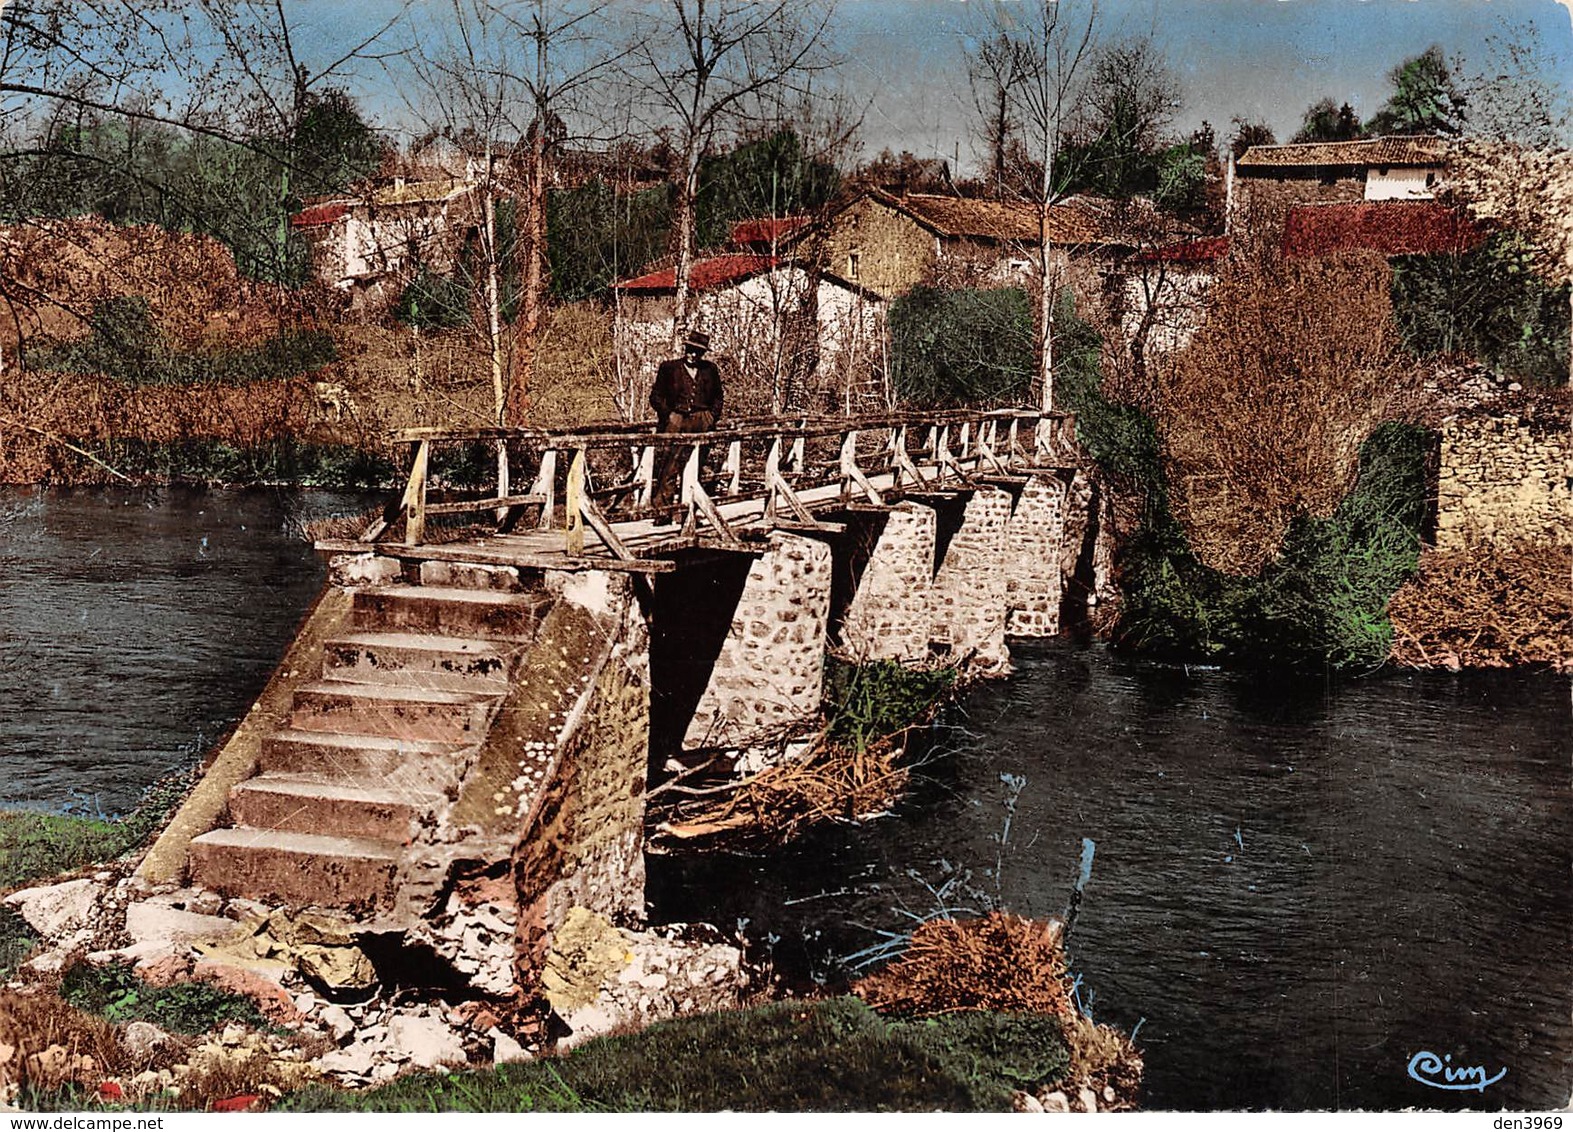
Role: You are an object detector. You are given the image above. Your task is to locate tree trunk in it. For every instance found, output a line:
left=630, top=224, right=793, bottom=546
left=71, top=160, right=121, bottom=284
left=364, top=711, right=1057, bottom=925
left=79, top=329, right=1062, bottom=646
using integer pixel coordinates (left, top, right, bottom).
left=508, top=122, right=548, bottom=425
left=484, top=187, right=505, bottom=428
left=1038, top=199, right=1055, bottom=413
left=671, top=143, right=701, bottom=353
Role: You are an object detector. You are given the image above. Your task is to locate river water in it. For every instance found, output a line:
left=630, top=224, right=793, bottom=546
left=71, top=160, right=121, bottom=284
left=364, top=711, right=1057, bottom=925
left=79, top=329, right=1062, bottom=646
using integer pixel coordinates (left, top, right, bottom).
left=3, top=487, right=1569, bottom=1110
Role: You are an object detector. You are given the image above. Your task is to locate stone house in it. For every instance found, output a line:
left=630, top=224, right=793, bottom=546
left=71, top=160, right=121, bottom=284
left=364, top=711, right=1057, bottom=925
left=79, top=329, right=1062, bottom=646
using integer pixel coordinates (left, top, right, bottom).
left=804, top=188, right=1139, bottom=302
left=290, top=177, right=481, bottom=308
left=613, top=253, right=887, bottom=418
left=1230, top=137, right=1450, bottom=227
left=1117, top=235, right=1231, bottom=360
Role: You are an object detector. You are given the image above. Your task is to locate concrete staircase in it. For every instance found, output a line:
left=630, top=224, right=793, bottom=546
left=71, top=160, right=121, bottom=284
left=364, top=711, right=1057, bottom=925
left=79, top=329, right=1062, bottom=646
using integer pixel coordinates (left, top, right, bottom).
left=188, top=581, right=551, bottom=914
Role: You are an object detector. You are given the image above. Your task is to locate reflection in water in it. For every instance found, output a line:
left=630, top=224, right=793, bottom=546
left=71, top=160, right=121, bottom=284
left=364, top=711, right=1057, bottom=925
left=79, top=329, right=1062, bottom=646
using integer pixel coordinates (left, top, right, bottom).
left=0, top=485, right=376, bottom=813
left=649, top=643, right=1573, bottom=1111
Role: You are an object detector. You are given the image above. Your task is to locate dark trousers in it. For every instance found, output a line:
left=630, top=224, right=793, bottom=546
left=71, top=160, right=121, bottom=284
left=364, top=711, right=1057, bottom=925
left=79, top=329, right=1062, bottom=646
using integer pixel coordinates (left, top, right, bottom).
left=651, top=410, right=715, bottom=517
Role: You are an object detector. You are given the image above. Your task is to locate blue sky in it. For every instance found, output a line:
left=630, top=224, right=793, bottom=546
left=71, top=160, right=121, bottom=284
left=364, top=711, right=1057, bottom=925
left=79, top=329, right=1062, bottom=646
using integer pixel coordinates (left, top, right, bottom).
left=288, top=0, right=1573, bottom=170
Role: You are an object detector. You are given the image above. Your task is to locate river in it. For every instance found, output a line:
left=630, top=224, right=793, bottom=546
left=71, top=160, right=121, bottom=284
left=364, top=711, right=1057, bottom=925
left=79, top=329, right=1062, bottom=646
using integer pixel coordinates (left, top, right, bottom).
left=2, top=487, right=1568, bottom=1110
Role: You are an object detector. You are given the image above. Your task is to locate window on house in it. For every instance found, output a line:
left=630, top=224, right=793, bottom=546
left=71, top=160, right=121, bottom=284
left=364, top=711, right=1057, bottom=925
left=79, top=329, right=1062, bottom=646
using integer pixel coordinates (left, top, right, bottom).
left=1425, top=172, right=1437, bottom=187
left=848, top=251, right=860, bottom=281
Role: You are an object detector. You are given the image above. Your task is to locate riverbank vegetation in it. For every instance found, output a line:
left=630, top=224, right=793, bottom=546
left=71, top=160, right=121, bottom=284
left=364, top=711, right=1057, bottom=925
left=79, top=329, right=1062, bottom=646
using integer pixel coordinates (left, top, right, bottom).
left=651, top=658, right=956, bottom=847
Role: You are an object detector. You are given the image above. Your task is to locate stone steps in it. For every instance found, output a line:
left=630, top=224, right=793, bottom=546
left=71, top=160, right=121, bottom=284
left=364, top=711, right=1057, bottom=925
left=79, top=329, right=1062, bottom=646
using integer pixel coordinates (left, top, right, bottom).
left=227, top=774, right=444, bottom=844
left=188, top=828, right=402, bottom=912
left=322, top=631, right=518, bottom=692
left=187, top=571, right=557, bottom=913
left=352, top=586, right=550, bottom=642
left=259, top=729, right=472, bottom=786
left=289, top=680, right=497, bottom=743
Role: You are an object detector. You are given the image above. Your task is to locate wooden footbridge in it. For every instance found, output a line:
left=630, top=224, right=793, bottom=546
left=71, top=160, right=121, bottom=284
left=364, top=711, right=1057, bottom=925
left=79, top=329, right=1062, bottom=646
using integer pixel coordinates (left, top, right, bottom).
left=316, top=407, right=1077, bottom=570
left=153, top=404, right=1092, bottom=989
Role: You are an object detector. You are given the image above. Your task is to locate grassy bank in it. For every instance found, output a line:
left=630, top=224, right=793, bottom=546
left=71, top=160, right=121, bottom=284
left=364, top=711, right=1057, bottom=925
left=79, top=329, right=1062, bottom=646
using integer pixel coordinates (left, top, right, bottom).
left=278, top=997, right=1063, bottom=1113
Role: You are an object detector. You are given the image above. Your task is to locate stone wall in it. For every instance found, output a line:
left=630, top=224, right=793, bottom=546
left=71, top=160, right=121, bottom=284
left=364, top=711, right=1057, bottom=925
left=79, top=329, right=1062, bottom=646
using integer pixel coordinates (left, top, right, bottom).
left=684, top=533, right=833, bottom=749
left=1005, top=474, right=1068, bottom=637
left=1435, top=412, right=1572, bottom=551
left=837, top=502, right=937, bottom=661
left=930, top=487, right=1013, bottom=673
left=818, top=196, right=935, bottom=300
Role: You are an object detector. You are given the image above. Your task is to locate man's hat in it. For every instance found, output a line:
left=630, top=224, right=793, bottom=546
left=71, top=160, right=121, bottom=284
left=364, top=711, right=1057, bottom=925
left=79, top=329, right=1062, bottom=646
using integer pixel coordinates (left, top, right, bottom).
left=683, top=329, right=711, bottom=353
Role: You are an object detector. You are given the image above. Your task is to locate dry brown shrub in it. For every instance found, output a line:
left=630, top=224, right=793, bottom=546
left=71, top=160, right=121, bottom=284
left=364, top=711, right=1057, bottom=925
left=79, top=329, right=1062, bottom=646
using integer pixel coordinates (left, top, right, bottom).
left=0, top=988, right=124, bottom=1096
left=1062, top=1012, right=1144, bottom=1102
left=656, top=737, right=910, bottom=846
left=1388, top=542, right=1573, bottom=669
left=1161, top=250, right=1421, bottom=575
left=852, top=913, right=1074, bottom=1019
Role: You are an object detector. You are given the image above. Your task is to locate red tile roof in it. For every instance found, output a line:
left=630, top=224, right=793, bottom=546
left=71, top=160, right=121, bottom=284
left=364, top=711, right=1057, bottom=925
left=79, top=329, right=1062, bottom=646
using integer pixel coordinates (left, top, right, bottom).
left=1237, top=136, right=1449, bottom=170
left=1281, top=202, right=1488, bottom=259
left=290, top=201, right=350, bottom=229
left=730, top=215, right=811, bottom=247
left=615, top=254, right=780, bottom=293
left=1131, top=236, right=1230, bottom=266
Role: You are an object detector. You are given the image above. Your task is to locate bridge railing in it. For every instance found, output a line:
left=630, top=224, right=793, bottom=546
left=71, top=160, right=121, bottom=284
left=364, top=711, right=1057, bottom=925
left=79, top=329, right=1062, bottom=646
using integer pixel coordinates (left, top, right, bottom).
left=361, top=408, right=1076, bottom=561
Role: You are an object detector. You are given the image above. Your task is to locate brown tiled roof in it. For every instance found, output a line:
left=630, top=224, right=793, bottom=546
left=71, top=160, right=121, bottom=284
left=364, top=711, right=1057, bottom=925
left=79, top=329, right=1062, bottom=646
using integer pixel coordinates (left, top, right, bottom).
left=868, top=190, right=1129, bottom=245
left=1130, top=236, right=1230, bottom=266
left=1281, top=202, right=1488, bottom=259
left=290, top=201, right=351, bottom=229
left=615, top=254, right=779, bottom=292
left=1237, top=136, right=1449, bottom=170
left=730, top=215, right=812, bottom=247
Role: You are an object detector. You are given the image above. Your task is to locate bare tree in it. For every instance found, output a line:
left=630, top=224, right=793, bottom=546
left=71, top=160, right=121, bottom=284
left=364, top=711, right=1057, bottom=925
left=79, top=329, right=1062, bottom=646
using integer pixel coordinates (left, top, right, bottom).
left=398, top=0, right=626, bottom=427
left=630, top=0, right=839, bottom=351
left=967, top=29, right=1029, bottom=201
left=963, top=0, right=1098, bottom=413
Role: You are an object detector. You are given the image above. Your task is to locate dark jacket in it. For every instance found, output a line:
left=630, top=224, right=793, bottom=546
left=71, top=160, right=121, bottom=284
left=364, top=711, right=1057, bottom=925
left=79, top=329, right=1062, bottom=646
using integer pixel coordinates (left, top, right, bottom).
left=650, top=357, right=723, bottom=421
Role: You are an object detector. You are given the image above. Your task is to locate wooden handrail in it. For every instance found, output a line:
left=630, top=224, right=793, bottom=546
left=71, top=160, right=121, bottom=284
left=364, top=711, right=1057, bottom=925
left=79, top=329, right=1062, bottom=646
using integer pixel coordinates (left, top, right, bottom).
left=372, top=407, right=1078, bottom=556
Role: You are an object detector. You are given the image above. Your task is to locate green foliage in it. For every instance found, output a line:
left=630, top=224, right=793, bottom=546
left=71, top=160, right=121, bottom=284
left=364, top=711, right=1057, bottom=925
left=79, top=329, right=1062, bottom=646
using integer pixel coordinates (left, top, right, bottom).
left=0, top=90, right=383, bottom=285
left=1292, top=98, right=1362, bottom=143
left=888, top=286, right=1035, bottom=408
left=695, top=130, right=839, bottom=250
left=30, top=297, right=336, bottom=385
left=1153, top=145, right=1207, bottom=214
left=394, top=201, right=519, bottom=329
left=1052, top=293, right=1161, bottom=485
left=1053, top=292, right=1431, bottom=670
left=280, top=998, right=1060, bottom=1112
left=1391, top=234, right=1571, bottom=385
left=0, top=904, right=40, bottom=981
left=1117, top=424, right=1433, bottom=669
left=547, top=181, right=672, bottom=302
left=1364, top=45, right=1466, bottom=136
left=394, top=265, right=471, bottom=330
left=0, top=770, right=192, bottom=892
left=824, top=660, right=957, bottom=753
left=60, top=962, right=265, bottom=1033
left=98, top=439, right=397, bottom=488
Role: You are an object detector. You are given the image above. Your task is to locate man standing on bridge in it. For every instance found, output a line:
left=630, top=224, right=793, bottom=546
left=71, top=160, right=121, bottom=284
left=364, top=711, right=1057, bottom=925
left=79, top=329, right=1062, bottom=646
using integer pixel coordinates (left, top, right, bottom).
left=648, top=328, right=723, bottom=525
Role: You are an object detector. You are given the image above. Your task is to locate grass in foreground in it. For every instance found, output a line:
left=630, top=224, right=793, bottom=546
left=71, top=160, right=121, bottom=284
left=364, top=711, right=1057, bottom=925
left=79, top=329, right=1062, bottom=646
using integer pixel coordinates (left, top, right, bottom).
left=278, top=997, right=1068, bottom=1113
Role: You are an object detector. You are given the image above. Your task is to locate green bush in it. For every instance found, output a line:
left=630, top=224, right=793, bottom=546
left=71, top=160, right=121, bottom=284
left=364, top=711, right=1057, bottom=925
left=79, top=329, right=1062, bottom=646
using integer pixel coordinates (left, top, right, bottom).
left=1392, top=233, right=1571, bottom=386
left=393, top=265, right=472, bottom=330
left=30, top=297, right=337, bottom=385
left=280, top=997, right=1061, bottom=1112
left=60, top=962, right=265, bottom=1033
left=888, top=286, right=1035, bottom=408
left=823, top=659, right=956, bottom=753
left=0, top=905, right=39, bottom=980
left=1116, top=423, right=1431, bottom=669
left=1051, top=292, right=1432, bottom=670
left=97, top=439, right=397, bottom=488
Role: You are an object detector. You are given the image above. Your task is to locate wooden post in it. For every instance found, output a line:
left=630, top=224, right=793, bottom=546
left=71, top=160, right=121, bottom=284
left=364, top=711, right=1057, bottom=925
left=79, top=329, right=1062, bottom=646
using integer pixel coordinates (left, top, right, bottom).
left=680, top=442, right=701, bottom=532
left=764, top=436, right=782, bottom=525
left=789, top=432, right=805, bottom=475
left=531, top=448, right=558, bottom=530
left=724, top=438, right=742, bottom=496
left=634, top=444, right=655, bottom=508
left=565, top=447, right=586, bottom=554
left=494, top=440, right=510, bottom=526
left=405, top=439, right=431, bottom=546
